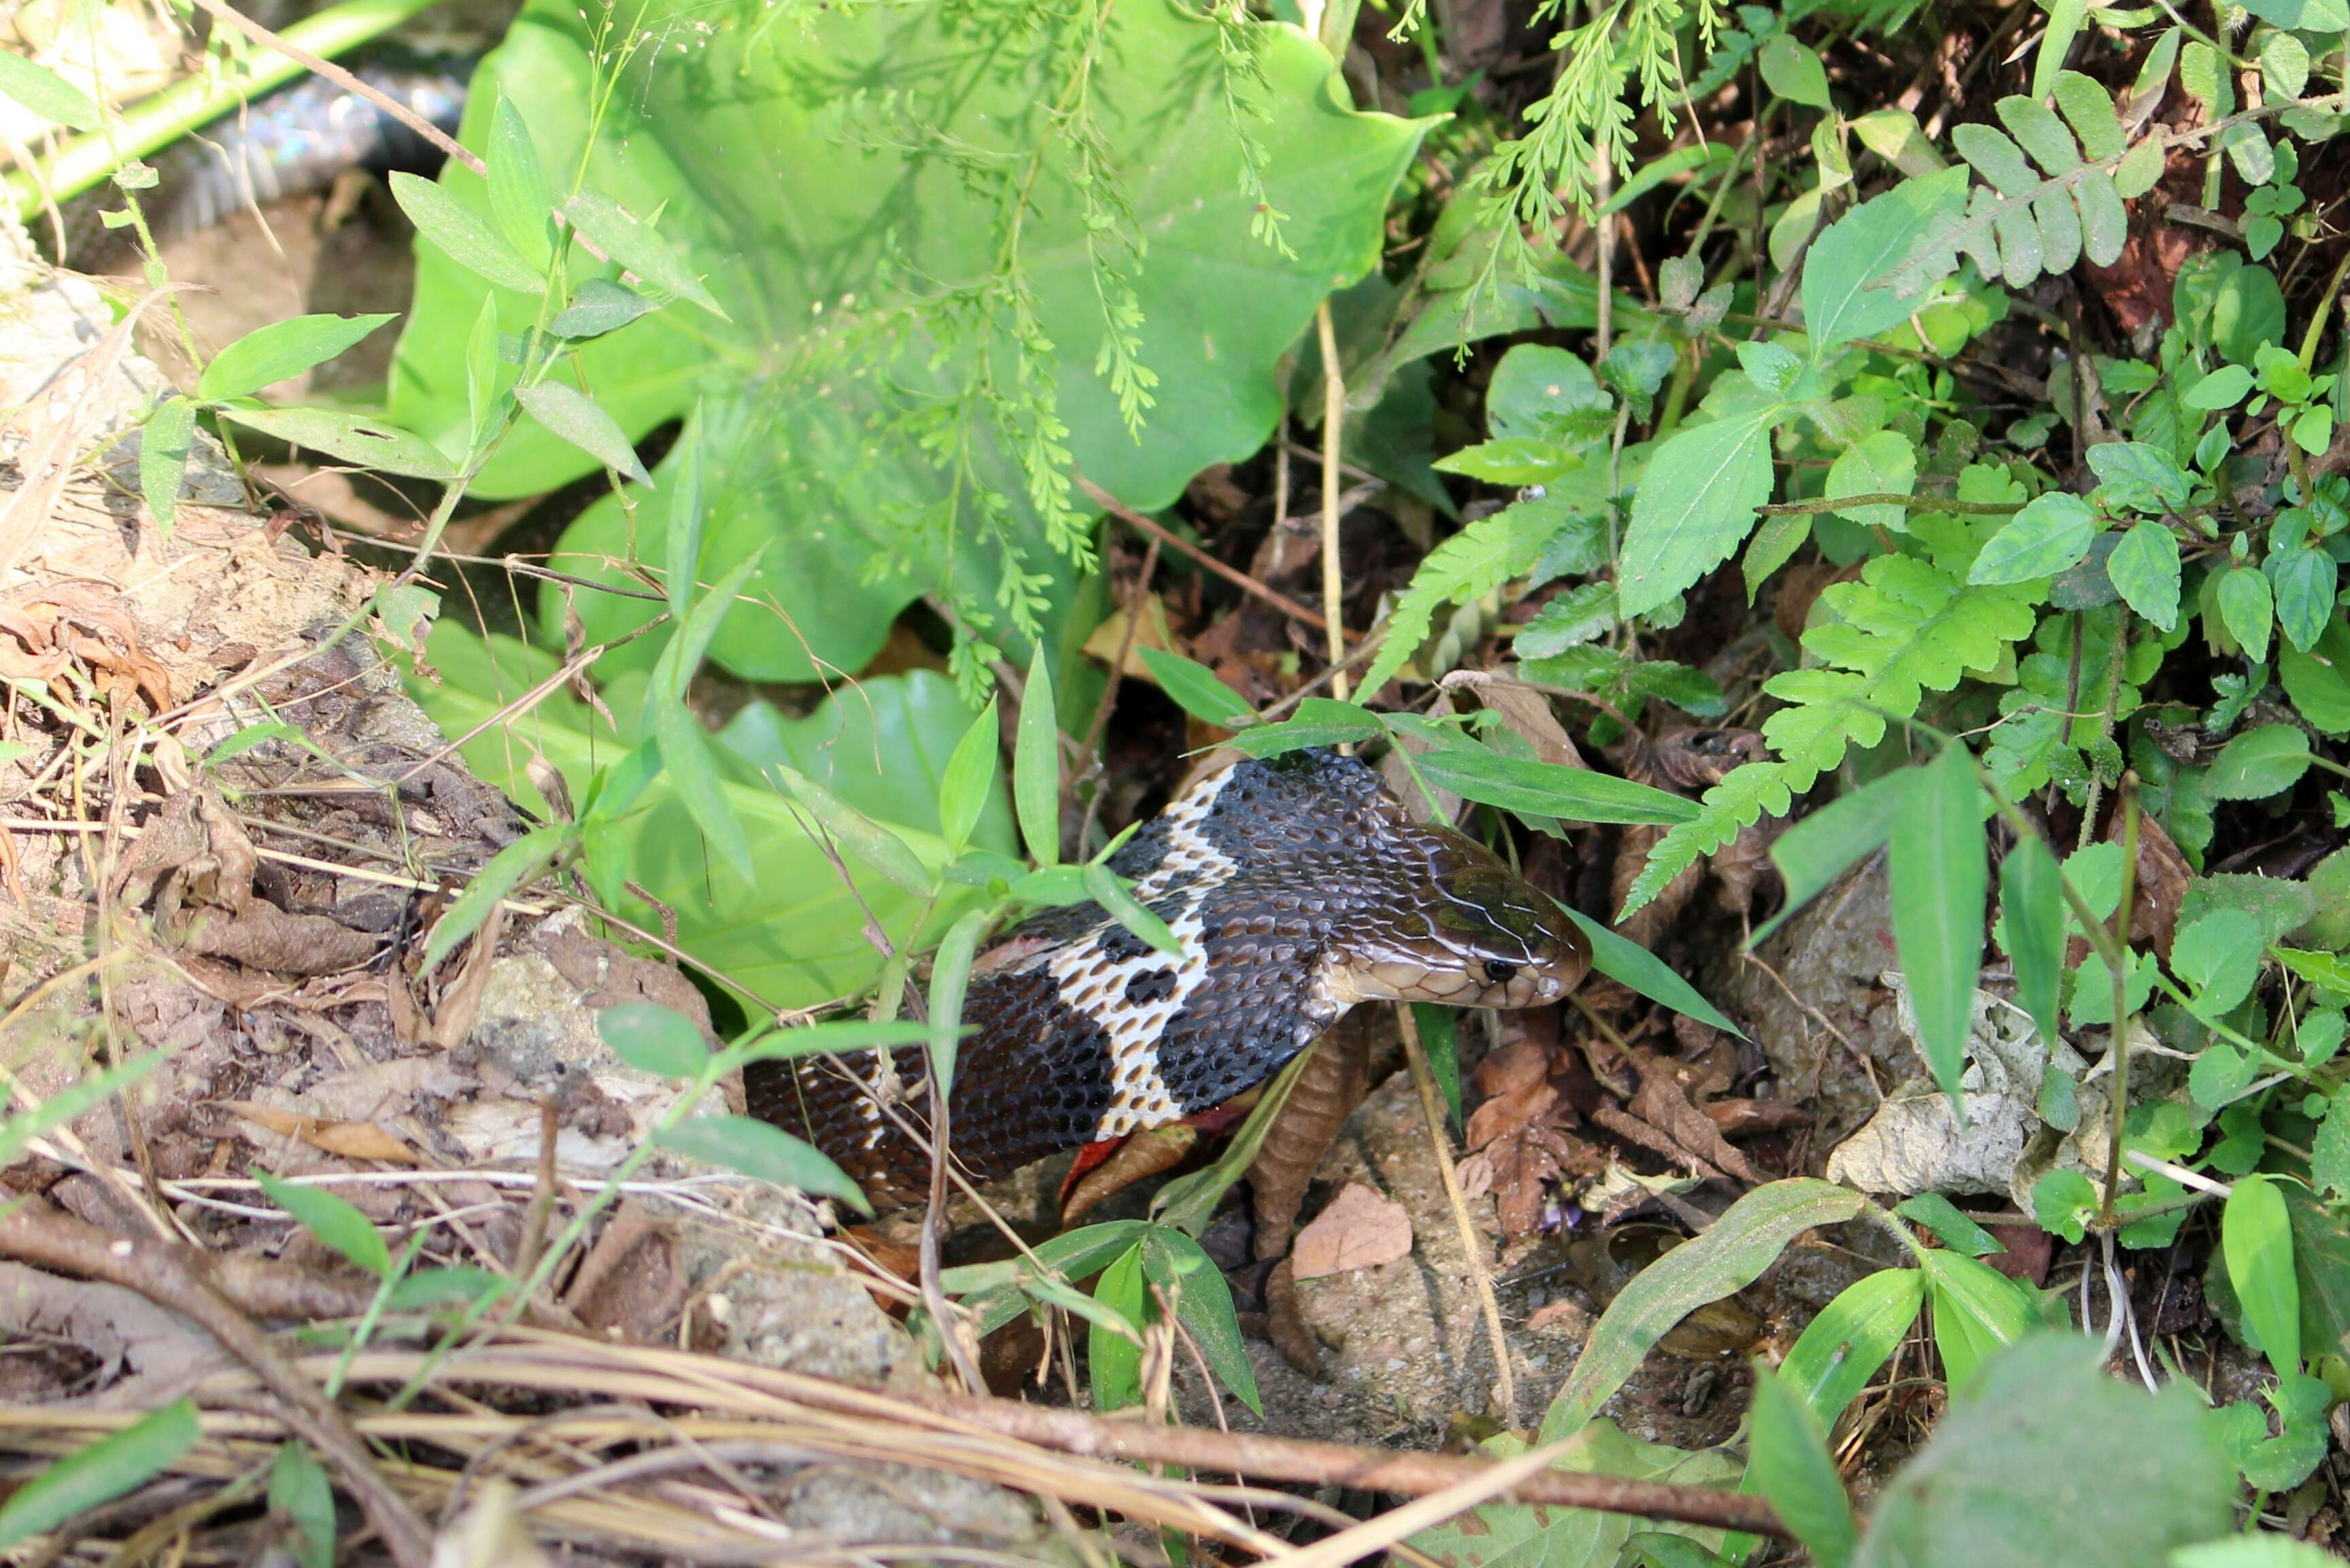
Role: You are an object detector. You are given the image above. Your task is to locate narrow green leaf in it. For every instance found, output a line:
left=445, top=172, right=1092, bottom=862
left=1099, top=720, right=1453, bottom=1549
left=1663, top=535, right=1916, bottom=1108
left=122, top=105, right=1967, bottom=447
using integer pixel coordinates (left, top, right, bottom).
left=2031, top=0, right=2090, bottom=102
left=938, top=698, right=1001, bottom=855
left=0, top=1400, right=199, bottom=1548
left=1083, top=862, right=1182, bottom=956
left=1968, top=492, right=2098, bottom=584
left=2216, top=567, right=2275, bottom=664
left=1921, top=1250, right=2036, bottom=1389
left=1544, top=1180, right=1865, bottom=1439
left=1225, top=697, right=1385, bottom=757
left=653, top=702, right=751, bottom=867
left=464, top=294, right=502, bottom=445
left=598, top=1001, right=711, bottom=1080
left=1144, top=1229, right=1263, bottom=1416
left=139, top=396, right=194, bottom=532
left=1779, top=1267, right=1925, bottom=1425
left=199, top=313, right=396, bottom=404
left=1890, top=746, right=1988, bottom=1098
left=549, top=277, right=658, bottom=340
left=2226, top=1174, right=2300, bottom=1379
left=0, top=1054, right=162, bottom=1170
left=772, top=764, right=932, bottom=898
left=2000, top=832, right=2064, bottom=1049
left=514, top=382, right=652, bottom=486
left=658, top=1114, right=870, bottom=1213
left=217, top=406, right=456, bottom=481
left=1414, top=1002, right=1463, bottom=1127
left=1555, top=903, right=1743, bottom=1036
left=0, top=52, right=101, bottom=130
left=664, top=404, right=705, bottom=626
left=1015, top=641, right=1061, bottom=867
left=1756, top=768, right=1912, bottom=945
left=254, top=1171, right=392, bottom=1279
left=1087, top=1243, right=1149, bottom=1412
left=1138, top=647, right=1256, bottom=729
left=486, top=95, right=554, bottom=269
left=560, top=189, right=728, bottom=318
left=422, top=824, right=567, bottom=971
left=1410, top=746, right=1700, bottom=825
left=719, top=1019, right=932, bottom=1070
left=1896, top=1193, right=2005, bottom=1257
left=268, top=1442, right=336, bottom=1568
left=1750, top=1365, right=1859, bottom=1568
left=927, top=908, right=989, bottom=1091
left=389, top=171, right=545, bottom=295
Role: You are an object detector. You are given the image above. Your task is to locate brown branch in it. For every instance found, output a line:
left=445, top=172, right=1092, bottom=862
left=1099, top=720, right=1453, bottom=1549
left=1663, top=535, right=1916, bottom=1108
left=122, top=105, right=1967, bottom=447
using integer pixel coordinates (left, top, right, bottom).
left=1075, top=475, right=1340, bottom=636
left=0, top=1201, right=434, bottom=1568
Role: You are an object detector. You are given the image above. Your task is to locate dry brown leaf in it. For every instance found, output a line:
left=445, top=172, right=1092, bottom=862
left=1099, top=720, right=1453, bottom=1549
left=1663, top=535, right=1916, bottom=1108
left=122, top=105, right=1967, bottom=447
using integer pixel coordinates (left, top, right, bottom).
left=1291, top=1182, right=1412, bottom=1278
left=1628, top=1061, right=1763, bottom=1184
left=179, top=902, right=379, bottom=974
left=222, top=1101, right=419, bottom=1164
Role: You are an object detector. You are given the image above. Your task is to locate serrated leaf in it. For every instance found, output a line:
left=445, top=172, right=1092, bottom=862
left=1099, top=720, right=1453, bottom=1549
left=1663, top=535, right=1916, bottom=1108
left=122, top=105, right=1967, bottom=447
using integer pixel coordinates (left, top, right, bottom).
left=1969, top=492, right=2097, bottom=584
left=2105, top=520, right=2181, bottom=630
left=2208, top=723, right=2311, bottom=800
left=1805, top=165, right=1970, bottom=352
left=1619, top=407, right=1779, bottom=619
left=1356, top=504, right=1565, bottom=700
left=2267, top=547, right=2336, bottom=653
left=2216, top=566, right=2275, bottom=663
left=1828, top=430, right=1918, bottom=532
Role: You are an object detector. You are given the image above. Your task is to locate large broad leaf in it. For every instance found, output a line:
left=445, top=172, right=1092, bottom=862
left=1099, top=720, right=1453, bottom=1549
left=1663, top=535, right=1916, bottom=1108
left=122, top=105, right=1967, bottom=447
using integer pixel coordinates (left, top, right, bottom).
left=389, top=0, right=1424, bottom=683
left=1854, top=1336, right=2231, bottom=1568
left=1618, top=400, right=1778, bottom=619
left=403, top=622, right=966, bottom=1008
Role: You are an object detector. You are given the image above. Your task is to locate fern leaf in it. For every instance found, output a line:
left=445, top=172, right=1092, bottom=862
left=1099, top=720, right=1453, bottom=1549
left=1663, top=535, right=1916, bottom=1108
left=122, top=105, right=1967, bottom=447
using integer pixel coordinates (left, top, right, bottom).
left=1619, top=760, right=1794, bottom=919
left=1357, top=500, right=1571, bottom=700
left=1894, top=74, right=2145, bottom=293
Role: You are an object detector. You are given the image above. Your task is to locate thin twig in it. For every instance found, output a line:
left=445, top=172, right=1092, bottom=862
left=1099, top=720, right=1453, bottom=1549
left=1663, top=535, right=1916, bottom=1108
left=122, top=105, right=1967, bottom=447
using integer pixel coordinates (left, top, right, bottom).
left=1395, top=1003, right=1516, bottom=1422
left=1315, top=302, right=1350, bottom=701
left=1074, top=531, right=1161, bottom=854
left=1074, top=476, right=1337, bottom=636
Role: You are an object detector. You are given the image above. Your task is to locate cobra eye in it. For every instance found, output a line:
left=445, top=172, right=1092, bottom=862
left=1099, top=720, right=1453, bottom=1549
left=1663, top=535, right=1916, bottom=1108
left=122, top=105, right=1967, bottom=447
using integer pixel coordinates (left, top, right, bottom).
left=1483, top=961, right=1518, bottom=985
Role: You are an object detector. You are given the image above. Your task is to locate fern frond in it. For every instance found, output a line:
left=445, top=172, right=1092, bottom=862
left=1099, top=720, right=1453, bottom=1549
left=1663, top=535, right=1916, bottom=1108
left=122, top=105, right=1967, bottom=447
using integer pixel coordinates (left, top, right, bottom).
left=1357, top=500, right=1577, bottom=699
left=1892, top=74, right=2160, bottom=293
left=1619, top=760, right=1794, bottom=917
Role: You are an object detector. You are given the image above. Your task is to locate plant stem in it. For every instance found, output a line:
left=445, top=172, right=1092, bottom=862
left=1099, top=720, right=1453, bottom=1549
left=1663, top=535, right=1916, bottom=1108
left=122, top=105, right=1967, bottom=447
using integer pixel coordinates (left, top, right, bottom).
left=2100, top=778, right=2139, bottom=1229
left=1316, top=299, right=1350, bottom=702
left=1395, top=1002, right=1516, bottom=1422
left=4, top=0, right=447, bottom=218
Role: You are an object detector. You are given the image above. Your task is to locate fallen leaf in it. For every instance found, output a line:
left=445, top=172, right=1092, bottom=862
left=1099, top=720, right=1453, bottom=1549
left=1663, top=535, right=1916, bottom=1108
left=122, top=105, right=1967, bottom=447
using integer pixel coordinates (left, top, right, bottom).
left=222, top=1102, right=419, bottom=1164
left=1291, top=1182, right=1413, bottom=1278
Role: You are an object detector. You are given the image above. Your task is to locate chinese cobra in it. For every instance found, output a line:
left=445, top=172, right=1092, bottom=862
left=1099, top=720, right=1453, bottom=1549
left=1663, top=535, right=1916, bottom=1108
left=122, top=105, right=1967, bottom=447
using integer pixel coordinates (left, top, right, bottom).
left=745, top=748, right=1591, bottom=1212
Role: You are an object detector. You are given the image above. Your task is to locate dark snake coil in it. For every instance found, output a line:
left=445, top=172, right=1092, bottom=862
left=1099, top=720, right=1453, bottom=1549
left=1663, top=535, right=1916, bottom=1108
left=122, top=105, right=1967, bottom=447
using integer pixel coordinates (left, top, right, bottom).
left=749, top=749, right=1590, bottom=1210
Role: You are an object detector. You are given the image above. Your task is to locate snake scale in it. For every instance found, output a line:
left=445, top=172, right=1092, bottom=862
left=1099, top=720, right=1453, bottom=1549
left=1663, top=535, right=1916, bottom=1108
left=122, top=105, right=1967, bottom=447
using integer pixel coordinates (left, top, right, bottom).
left=747, top=749, right=1591, bottom=1210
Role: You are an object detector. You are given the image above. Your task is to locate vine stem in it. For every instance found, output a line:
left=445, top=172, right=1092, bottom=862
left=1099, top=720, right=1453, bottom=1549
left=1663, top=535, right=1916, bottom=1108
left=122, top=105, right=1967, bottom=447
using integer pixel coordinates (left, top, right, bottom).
left=1395, top=1003, right=1517, bottom=1422
left=1316, top=299, right=1350, bottom=702
left=2100, top=778, right=2140, bottom=1229
left=3, top=0, right=447, bottom=218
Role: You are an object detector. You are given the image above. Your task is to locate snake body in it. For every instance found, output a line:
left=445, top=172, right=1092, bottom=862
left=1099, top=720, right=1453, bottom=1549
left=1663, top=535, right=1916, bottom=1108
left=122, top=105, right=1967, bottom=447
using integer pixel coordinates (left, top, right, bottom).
left=747, top=749, right=1590, bottom=1210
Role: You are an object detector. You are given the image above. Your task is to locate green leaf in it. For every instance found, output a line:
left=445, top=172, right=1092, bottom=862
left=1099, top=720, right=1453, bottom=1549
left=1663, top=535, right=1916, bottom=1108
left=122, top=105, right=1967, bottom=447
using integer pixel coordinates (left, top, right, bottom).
left=721, top=1019, right=933, bottom=1070
left=139, top=396, right=195, bottom=533
left=216, top=406, right=456, bottom=481
left=1138, top=647, right=1255, bottom=729
left=2314, top=1089, right=2350, bottom=1199
left=1554, top=904, right=1743, bottom=1036
left=268, top=1443, right=336, bottom=1568
left=2173, top=1537, right=2347, bottom=1568
left=1410, top=747, right=1699, bottom=825
left=1828, top=430, right=1918, bottom=532
left=1999, top=834, right=2065, bottom=1049
left=2207, top=723, right=2311, bottom=800
left=1780, top=1268, right=1925, bottom=1426
left=2173, top=908, right=2265, bottom=1015
left=2105, top=521, right=2181, bottom=631
left=1967, top=492, right=2098, bottom=584
left=1087, top=1243, right=1149, bottom=1412
left=1225, top=697, right=1386, bottom=757
left=0, top=1401, right=199, bottom=1549
left=1355, top=502, right=1566, bottom=702
left=653, top=702, right=751, bottom=868
left=1142, top=1228, right=1262, bottom=1416
left=2030, top=1168, right=2099, bottom=1244
left=2281, top=618, right=2350, bottom=734
left=2182, top=363, right=2253, bottom=409
left=2087, top=441, right=2192, bottom=510
left=658, top=1114, right=870, bottom=1212
left=1619, top=406, right=1779, bottom=619
left=1016, top=641, right=1061, bottom=867
left=772, top=764, right=932, bottom=899
left=664, top=403, right=706, bottom=626
left=598, top=1002, right=710, bottom=1080
left=1756, top=768, right=1911, bottom=945
left=486, top=95, right=554, bottom=269
left=1889, top=745, right=1988, bottom=1099
left=1542, top=1179, right=1864, bottom=1438
left=2266, top=547, right=2337, bottom=654
left=0, top=1054, right=163, bottom=1171
left=2215, top=566, right=2276, bottom=664
left=1804, top=167, right=1971, bottom=353
left=422, top=823, right=567, bottom=971
left=2226, top=1174, right=2301, bottom=1380
left=927, top=908, right=989, bottom=1091
left=1896, top=1193, right=2003, bottom=1257
left=1921, top=1250, right=2037, bottom=1390
left=1414, top=1425, right=1742, bottom=1568
left=0, top=50, right=101, bottom=130
left=1083, top=862, right=1182, bottom=957
left=1749, top=1367, right=1858, bottom=1568
left=550, top=278, right=656, bottom=341
left=937, top=699, right=1000, bottom=855
left=561, top=189, right=728, bottom=320
left=464, top=294, right=502, bottom=443
left=1515, top=583, right=1618, bottom=657
left=254, top=1171, right=392, bottom=1279
left=1758, top=37, right=1832, bottom=109
left=390, top=170, right=545, bottom=295
left=2187, top=1042, right=2255, bottom=1108
left=1853, top=1337, right=2232, bottom=1568
left=1414, top=1002, right=1463, bottom=1127
left=199, top=313, right=397, bottom=404
left=513, top=382, right=652, bottom=486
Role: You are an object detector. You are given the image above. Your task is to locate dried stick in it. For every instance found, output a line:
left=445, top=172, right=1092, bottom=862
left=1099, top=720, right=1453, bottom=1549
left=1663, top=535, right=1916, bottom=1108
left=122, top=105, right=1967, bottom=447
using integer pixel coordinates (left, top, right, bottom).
left=1074, top=475, right=1337, bottom=635
left=1395, top=1003, right=1516, bottom=1421
left=1314, top=301, right=1350, bottom=700
left=0, top=1201, right=434, bottom=1568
